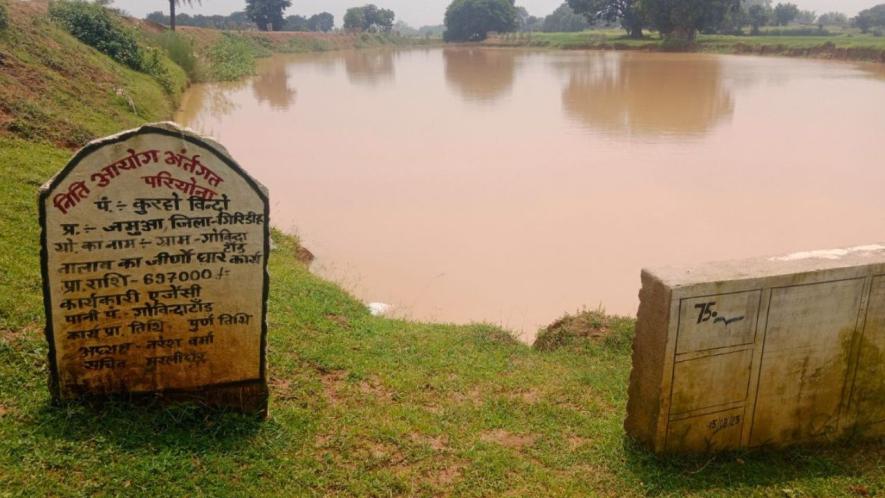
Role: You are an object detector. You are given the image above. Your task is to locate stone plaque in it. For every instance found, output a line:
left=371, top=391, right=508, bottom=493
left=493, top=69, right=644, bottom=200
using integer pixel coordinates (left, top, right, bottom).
left=626, top=245, right=885, bottom=453
left=40, top=123, right=269, bottom=414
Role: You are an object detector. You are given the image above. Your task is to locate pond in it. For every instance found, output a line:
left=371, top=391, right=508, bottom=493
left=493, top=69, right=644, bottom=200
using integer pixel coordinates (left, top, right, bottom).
left=176, top=47, right=885, bottom=341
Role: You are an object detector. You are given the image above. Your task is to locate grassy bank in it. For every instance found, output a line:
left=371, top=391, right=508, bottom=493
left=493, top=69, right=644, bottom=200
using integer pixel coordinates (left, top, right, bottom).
left=0, top=3, right=883, bottom=496
left=168, top=27, right=427, bottom=81
left=2, top=139, right=883, bottom=494
left=488, top=29, right=885, bottom=63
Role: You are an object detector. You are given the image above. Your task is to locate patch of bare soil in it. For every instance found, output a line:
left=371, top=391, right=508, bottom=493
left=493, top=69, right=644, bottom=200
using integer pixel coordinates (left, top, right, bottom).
left=479, top=429, right=537, bottom=449
left=295, top=245, right=315, bottom=265
left=359, top=376, right=396, bottom=402
left=431, top=462, right=465, bottom=487
left=410, top=433, right=449, bottom=451
left=510, top=389, right=540, bottom=405
left=567, top=435, right=590, bottom=450
left=0, top=324, right=42, bottom=344
left=319, top=369, right=348, bottom=407
left=324, top=313, right=349, bottom=328
left=269, top=376, right=298, bottom=401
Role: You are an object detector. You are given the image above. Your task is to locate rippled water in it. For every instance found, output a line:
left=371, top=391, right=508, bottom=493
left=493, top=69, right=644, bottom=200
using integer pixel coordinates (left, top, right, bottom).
left=176, top=47, right=885, bottom=341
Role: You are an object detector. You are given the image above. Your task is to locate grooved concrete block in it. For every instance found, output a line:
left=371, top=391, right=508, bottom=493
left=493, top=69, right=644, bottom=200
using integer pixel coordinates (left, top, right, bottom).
left=626, top=245, right=885, bottom=453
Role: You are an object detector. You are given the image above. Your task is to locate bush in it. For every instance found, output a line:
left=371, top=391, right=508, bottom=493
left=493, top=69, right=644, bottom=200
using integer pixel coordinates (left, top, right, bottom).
left=0, top=2, right=8, bottom=31
left=49, top=1, right=143, bottom=70
left=444, top=0, right=518, bottom=42
left=139, top=46, right=175, bottom=94
left=660, top=36, right=694, bottom=51
left=533, top=309, right=634, bottom=352
left=283, top=37, right=334, bottom=53
left=48, top=1, right=185, bottom=93
left=154, top=31, right=199, bottom=79
left=207, top=34, right=258, bottom=81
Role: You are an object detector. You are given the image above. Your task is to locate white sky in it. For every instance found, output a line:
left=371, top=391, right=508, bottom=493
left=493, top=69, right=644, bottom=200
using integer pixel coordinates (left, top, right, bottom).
left=113, top=0, right=879, bottom=28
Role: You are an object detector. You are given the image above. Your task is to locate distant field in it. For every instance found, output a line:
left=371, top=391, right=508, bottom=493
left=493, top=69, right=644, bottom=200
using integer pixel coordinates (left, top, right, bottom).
left=489, top=29, right=885, bottom=61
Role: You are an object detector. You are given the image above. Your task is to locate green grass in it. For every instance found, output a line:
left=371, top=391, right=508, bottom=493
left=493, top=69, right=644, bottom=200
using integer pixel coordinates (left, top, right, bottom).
left=205, top=33, right=275, bottom=81
left=0, top=3, right=182, bottom=147
left=0, top=2, right=8, bottom=31
left=280, top=36, right=336, bottom=54
left=0, top=172, right=882, bottom=493
left=146, top=30, right=201, bottom=81
left=492, top=29, right=885, bottom=61
left=0, top=5, right=883, bottom=496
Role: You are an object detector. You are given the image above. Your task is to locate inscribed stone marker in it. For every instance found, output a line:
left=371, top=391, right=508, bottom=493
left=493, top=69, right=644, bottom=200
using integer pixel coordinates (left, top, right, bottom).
left=40, top=122, right=269, bottom=414
left=626, top=245, right=885, bottom=453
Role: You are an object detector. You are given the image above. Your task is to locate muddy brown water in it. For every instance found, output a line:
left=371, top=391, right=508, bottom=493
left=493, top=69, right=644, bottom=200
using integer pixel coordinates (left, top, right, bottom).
left=176, top=47, right=885, bottom=342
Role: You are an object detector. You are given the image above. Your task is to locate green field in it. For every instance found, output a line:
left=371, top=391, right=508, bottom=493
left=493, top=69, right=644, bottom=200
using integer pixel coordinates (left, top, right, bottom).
left=491, top=28, right=885, bottom=61
left=0, top=3, right=883, bottom=496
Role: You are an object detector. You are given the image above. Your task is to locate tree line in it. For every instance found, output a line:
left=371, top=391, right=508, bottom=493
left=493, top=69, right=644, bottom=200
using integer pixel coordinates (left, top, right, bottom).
left=443, top=0, right=885, bottom=42
left=147, top=9, right=335, bottom=32
left=151, top=0, right=885, bottom=39
left=153, top=1, right=402, bottom=33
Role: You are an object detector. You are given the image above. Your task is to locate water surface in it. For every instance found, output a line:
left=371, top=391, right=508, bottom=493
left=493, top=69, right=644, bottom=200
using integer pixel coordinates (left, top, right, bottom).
left=176, top=48, right=885, bottom=341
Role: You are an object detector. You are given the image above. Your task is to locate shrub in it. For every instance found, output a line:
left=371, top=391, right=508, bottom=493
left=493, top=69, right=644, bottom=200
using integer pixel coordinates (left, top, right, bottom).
left=0, top=2, right=8, bottom=31
left=154, top=31, right=199, bottom=80
left=48, top=1, right=185, bottom=93
left=48, top=1, right=143, bottom=70
left=660, top=36, right=694, bottom=51
left=207, top=34, right=258, bottom=81
left=533, top=308, right=634, bottom=352
left=283, top=36, right=334, bottom=53
left=139, top=46, right=175, bottom=94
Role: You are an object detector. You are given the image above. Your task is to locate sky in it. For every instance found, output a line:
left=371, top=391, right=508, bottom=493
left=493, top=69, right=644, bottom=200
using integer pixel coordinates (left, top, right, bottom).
left=114, top=0, right=879, bottom=28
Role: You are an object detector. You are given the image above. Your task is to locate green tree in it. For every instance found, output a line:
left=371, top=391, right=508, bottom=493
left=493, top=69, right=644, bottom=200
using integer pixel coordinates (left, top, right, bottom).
left=372, top=7, right=395, bottom=31
left=853, top=4, right=885, bottom=34
left=343, top=7, right=365, bottom=31
left=308, top=12, right=334, bottom=32
left=514, top=7, right=544, bottom=31
left=816, top=11, right=847, bottom=27
left=418, top=24, right=446, bottom=37
left=640, top=0, right=739, bottom=40
left=747, top=4, right=770, bottom=34
left=795, top=9, right=815, bottom=25
left=394, top=20, right=419, bottom=35
left=444, top=0, right=517, bottom=41
left=344, top=5, right=395, bottom=32
left=568, top=0, right=644, bottom=38
left=772, top=2, right=798, bottom=25
left=718, top=4, right=748, bottom=33
left=285, top=14, right=308, bottom=31
left=542, top=3, right=590, bottom=32
left=168, top=0, right=200, bottom=31
left=246, top=0, right=292, bottom=31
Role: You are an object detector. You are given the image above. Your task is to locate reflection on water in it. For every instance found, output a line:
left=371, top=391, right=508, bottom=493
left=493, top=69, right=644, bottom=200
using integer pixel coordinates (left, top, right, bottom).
left=344, top=49, right=396, bottom=86
left=252, top=61, right=296, bottom=109
left=176, top=49, right=885, bottom=342
left=444, top=48, right=517, bottom=102
left=175, top=85, right=240, bottom=138
left=560, top=53, right=734, bottom=136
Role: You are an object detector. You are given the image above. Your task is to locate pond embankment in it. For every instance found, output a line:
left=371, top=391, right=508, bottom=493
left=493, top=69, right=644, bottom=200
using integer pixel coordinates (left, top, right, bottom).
left=1, top=3, right=883, bottom=495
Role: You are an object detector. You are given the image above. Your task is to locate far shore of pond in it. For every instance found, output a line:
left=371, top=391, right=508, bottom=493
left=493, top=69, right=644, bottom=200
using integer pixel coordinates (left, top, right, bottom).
left=481, top=29, right=885, bottom=64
